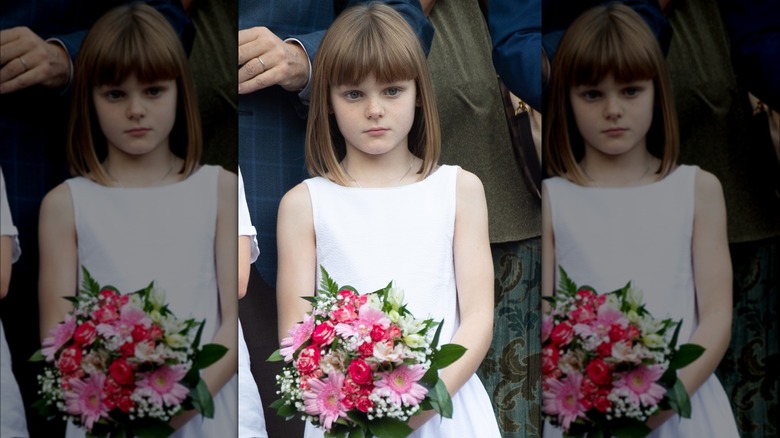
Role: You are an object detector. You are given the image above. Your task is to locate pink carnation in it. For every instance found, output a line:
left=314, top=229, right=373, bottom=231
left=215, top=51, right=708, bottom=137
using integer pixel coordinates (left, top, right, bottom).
left=42, top=314, right=77, bottom=361
left=614, top=365, right=666, bottom=407
left=280, top=313, right=315, bottom=362
left=303, top=372, right=349, bottom=431
left=64, top=372, right=110, bottom=430
left=543, top=372, right=587, bottom=431
left=373, top=364, right=428, bottom=407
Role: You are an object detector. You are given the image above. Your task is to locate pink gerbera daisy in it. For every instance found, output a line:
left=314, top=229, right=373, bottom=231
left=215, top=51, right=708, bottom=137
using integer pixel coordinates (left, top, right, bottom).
left=543, top=372, right=587, bottom=431
left=280, top=314, right=315, bottom=361
left=136, top=364, right=189, bottom=406
left=303, top=372, right=349, bottom=431
left=614, top=364, right=666, bottom=407
left=335, top=303, right=390, bottom=339
left=64, top=372, right=110, bottom=430
left=42, top=314, right=77, bottom=361
left=373, top=364, right=428, bottom=407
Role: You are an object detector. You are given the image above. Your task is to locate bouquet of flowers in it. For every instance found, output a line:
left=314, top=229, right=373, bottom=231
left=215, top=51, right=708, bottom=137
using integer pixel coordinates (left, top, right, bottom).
left=542, top=267, right=705, bottom=438
left=31, top=267, right=227, bottom=438
left=269, top=266, right=467, bottom=438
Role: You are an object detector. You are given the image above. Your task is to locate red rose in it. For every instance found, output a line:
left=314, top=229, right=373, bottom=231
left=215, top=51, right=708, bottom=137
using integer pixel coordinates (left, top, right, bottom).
left=92, top=305, right=119, bottom=323
left=116, top=390, right=136, bottom=413
left=312, top=322, right=336, bottom=346
left=58, top=346, right=82, bottom=375
left=593, top=391, right=613, bottom=413
left=569, top=305, right=596, bottom=323
left=342, top=394, right=356, bottom=410
left=330, top=304, right=357, bottom=322
left=370, top=324, right=386, bottom=342
left=131, top=324, right=150, bottom=342
left=73, top=321, right=97, bottom=346
left=355, top=395, right=374, bottom=413
left=119, top=342, right=136, bottom=357
left=550, top=321, right=574, bottom=346
left=541, top=345, right=560, bottom=375
left=99, top=288, right=119, bottom=302
left=576, top=288, right=597, bottom=303
left=297, top=346, right=321, bottom=375
left=585, top=358, right=612, bottom=386
left=347, top=358, right=373, bottom=386
left=608, top=324, right=627, bottom=343
left=596, top=341, right=613, bottom=358
left=109, top=358, right=135, bottom=386
left=358, top=341, right=375, bottom=357
left=338, top=289, right=358, bottom=302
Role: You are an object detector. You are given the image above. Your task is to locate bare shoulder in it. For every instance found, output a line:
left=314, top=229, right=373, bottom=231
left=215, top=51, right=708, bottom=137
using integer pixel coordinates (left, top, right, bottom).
left=279, top=182, right=312, bottom=217
left=455, top=168, right=486, bottom=199
left=40, top=182, right=74, bottom=219
left=693, top=168, right=725, bottom=205
left=216, top=167, right=238, bottom=197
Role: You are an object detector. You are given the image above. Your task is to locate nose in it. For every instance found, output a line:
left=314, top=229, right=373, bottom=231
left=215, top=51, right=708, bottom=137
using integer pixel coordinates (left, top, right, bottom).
left=126, top=95, right=145, bottom=120
left=365, top=96, right=384, bottom=119
left=604, top=95, right=622, bottom=120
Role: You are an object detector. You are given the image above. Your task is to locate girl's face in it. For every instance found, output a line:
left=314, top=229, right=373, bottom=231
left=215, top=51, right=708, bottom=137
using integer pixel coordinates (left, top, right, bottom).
left=329, top=74, right=417, bottom=159
left=93, top=74, right=177, bottom=159
left=570, top=74, right=654, bottom=160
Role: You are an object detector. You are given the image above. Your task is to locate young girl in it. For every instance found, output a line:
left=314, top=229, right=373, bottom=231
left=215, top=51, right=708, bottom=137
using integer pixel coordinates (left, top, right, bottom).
left=541, top=4, right=738, bottom=437
left=37, top=4, right=237, bottom=437
left=276, top=4, right=501, bottom=437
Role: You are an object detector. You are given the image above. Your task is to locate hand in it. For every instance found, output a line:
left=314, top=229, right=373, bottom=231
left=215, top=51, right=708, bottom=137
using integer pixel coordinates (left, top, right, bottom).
left=169, top=408, right=198, bottom=430
left=646, top=409, right=675, bottom=430
left=408, top=409, right=436, bottom=430
left=0, top=27, right=71, bottom=94
left=238, top=26, right=309, bottom=94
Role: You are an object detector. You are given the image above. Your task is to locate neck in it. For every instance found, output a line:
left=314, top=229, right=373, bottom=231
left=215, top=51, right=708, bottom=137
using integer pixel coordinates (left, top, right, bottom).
left=103, top=150, right=181, bottom=188
left=579, top=151, right=658, bottom=188
left=341, top=151, right=418, bottom=188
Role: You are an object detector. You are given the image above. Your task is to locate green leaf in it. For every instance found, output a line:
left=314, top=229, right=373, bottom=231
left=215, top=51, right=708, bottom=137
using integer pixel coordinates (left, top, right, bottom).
left=348, top=428, right=366, bottom=438
left=610, top=421, right=651, bottom=438
left=429, top=318, right=444, bottom=350
left=319, top=266, right=340, bottom=296
left=666, top=378, right=692, bottom=418
left=427, top=378, right=454, bottom=418
left=430, top=344, right=467, bottom=370
left=190, top=378, right=215, bottom=418
left=324, top=430, right=348, bottom=438
left=29, top=349, right=45, bottom=362
left=367, top=417, right=413, bottom=438
left=267, top=349, right=285, bottom=362
left=669, top=343, right=705, bottom=370
left=557, top=266, right=578, bottom=295
left=108, top=429, right=128, bottom=438
left=274, top=402, right=297, bottom=417
left=81, top=265, right=101, bottom=296
left=192, top=343, right=228, bottom=370
left=134, top=422, right=175, bottom=438
left=191, top=319, right=206, bottom=351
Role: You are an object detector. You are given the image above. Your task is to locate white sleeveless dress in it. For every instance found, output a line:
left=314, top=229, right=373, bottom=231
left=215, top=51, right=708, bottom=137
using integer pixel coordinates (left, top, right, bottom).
left=302, top=165, right=501, bottom=438
left=64, top=165, right=237, bottom=438
left=542, top=165, right=739, bottom=437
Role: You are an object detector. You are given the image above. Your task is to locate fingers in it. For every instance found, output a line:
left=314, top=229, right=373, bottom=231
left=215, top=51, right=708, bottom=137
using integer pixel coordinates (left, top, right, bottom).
left=0, top=27, right=70, bottom=94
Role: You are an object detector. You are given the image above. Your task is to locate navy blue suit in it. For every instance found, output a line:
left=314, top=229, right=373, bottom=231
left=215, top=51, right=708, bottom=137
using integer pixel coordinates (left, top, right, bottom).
left=0, top=3, right=189, bottom=435
left=488, top=0, right=543, bottom=112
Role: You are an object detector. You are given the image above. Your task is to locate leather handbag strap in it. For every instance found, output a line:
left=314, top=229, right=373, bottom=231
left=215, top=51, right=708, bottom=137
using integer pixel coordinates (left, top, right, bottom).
left=499, top=78, right=542, bottom=201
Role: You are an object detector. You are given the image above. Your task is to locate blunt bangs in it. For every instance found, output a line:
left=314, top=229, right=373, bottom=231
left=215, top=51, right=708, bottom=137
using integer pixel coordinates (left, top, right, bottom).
left=89, top=12, right=181, bottom=86
left=568, top=12, right=658, bottom=86
left=326, top=11, right=420, bottom=86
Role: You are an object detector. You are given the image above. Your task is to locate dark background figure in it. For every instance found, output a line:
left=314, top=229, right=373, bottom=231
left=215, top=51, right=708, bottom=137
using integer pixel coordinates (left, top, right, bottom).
left=0, top=2, right=191, bottom=435
left=236, top=1, right=432, bottom=435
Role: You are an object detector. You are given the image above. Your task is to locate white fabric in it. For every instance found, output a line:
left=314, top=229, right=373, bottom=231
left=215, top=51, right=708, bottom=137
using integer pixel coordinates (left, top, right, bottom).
left=542, top=165, right=739, bottom=437
left=64, top=165, right=237, bottom=438
left=1, top=166, right=28, bottom=437
left=238, top=320, right=268, bottom=438
left=302, top=165, right=500, bottom=438
left=0, top=167, right=21, bottom=263
left=238, top=167, right=259, bottom=263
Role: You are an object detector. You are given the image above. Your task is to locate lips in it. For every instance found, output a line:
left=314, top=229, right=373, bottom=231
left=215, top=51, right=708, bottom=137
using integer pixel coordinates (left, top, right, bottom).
left=602, top=127, right=626, bottom=136
left=125, top=128, right=151, bottom=137
left=365, top=127, right=388, bottom=136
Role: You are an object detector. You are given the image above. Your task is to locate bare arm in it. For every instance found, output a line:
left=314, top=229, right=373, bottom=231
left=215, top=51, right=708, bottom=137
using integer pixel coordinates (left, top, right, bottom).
left=172, top=169, right=240, bottom=428
left=648, top=169, right=732, bottom=429
left=38, top=183, right=78, bottom=340
left=238, top=235, right=251, bottom=299
left=276, top=183, right=316, bottom=342
left=411, top=169, right=494, bottom=428
left=541, top=184, right=555, bottom=312
left=0, top=236, right=11, bottom=299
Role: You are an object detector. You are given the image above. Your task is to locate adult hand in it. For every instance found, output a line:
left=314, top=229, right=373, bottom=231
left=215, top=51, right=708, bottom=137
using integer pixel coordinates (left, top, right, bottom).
left=238, top=26, right=309, bottom=94
left=0, top=27, right=71, bottom=94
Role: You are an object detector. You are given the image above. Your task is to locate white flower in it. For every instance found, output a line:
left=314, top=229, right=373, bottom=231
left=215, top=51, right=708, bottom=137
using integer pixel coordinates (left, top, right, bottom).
left=626, top=287, right=644, bottom=311
left=387, top=286, right=405, bottom=311
left=150, top=286, right=167, bottom=311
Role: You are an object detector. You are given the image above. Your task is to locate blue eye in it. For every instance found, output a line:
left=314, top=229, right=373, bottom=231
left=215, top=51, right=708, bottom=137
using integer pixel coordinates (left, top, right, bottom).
left=106, top=90, right=124, bottom=100
left=345, top=91, right=361, bottom=100
left=147, top=87, right=162, bottom=97
left=386, top=87, right=400, bottom=96
left=582, top=90, right=601, bottom=100
left=624, top=86, right=641, bottom=97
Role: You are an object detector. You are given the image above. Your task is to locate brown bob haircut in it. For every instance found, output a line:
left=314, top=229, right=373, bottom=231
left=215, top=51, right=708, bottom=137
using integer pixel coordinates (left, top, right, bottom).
left=544, top=3, right=679, bottom=184
left=67, top=2, right=201, bottom=184
left=305, top=2, right=441, bottom=185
